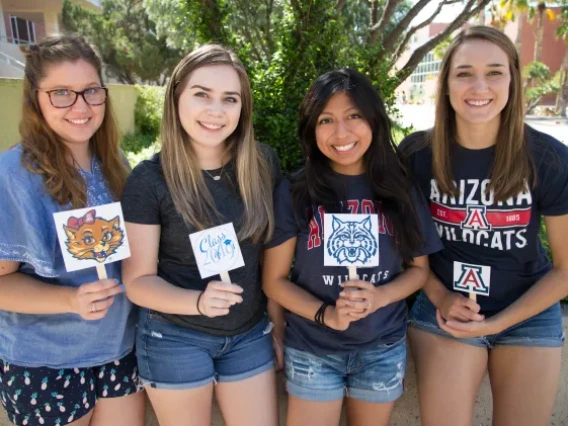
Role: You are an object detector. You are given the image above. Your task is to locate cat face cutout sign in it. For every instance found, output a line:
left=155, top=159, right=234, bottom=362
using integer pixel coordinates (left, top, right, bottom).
left=53, top=202, right=131, bottom=274
left=324, top=214, right=379, bottom=279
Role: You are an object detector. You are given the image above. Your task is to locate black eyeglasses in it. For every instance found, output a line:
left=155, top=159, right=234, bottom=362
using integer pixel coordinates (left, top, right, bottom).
left=36, top=87, right=108, bottom=108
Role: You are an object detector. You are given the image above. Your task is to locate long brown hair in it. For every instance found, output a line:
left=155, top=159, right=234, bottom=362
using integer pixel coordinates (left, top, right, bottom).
left=431, top=25, right=534, bottom=201
left=20, top=33, right=128, bottom=208
left=160, top=45, right=274, bottom=243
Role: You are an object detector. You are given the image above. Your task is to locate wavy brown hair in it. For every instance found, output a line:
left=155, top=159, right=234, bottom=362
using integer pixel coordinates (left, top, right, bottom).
left=160, top=44, right=274, bottom=243
left=431, top=25, right=535, bottom=201
left=20, top=33, right=128, bottom=208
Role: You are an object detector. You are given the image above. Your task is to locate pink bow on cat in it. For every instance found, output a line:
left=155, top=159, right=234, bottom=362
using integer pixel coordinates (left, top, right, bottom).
left=67, top=209, right=96, bottom=230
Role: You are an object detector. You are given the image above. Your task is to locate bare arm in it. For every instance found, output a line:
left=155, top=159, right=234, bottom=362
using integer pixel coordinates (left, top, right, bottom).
left=0, top=260, right=124, bottom=319
left=489, top=214, right=568, bottom=330
left=340, top=255, right=431, bottom=315
left=122, top=222, right=243, bottom=316
left=262, top=238, right=361, bottom=331
left=440, top=214, right=568, bottom=337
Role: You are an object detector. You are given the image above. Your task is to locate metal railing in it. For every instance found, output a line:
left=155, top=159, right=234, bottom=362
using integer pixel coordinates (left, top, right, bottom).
left=0, top=51, right=25, bottom=69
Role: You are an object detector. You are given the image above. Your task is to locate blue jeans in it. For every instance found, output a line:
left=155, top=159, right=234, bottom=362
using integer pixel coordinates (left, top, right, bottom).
left=284, top=337, right=407, bottom=403
left=409, top=291, right=565, bottom=348
left=136, top=309, right=274, bottom=389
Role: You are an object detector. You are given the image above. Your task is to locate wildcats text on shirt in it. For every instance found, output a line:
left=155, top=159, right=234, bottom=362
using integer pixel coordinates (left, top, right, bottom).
left=429, top=178, right=532, bottom=250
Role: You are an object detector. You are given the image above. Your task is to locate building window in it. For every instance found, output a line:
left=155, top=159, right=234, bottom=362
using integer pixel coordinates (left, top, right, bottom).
left=408, top=52, right=441, bottom=84
left=9, top=15, right=36, bottom=44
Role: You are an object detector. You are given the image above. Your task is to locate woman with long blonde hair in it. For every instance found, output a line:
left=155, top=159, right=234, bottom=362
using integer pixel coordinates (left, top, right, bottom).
left=122, top=44, right=280, bottom=426
left=401, top=25, right=568, bottom=426
left=0, top=34, right=144, bottom=426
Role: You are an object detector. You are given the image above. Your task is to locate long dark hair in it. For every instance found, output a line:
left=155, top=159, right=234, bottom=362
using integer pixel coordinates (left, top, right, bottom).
left=292, top=68, right=423, bottom=263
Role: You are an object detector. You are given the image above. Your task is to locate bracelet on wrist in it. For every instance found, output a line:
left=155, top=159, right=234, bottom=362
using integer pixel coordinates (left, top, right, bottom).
left=314, top=302, right=329, bottom=325
left=196, top=291, right=205, bottom=316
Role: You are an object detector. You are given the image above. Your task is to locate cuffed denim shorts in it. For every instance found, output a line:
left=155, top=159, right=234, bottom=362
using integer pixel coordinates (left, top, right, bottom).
left=409, top=291, right=565, bottom=348
left=284, top=337, right=407, bottom=403
left=136, top=309, right=274, bottom=390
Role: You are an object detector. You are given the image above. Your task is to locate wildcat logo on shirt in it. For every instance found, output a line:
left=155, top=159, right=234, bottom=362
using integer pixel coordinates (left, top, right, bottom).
left=453, top=261, right=491, bottom=296
left=63, top=209, right=124, bottom=262
left=307, top=200, right=393, bottom=250
left=326, top=216, right=378, bottom=265
left=430, top=179, right=532, bottom=250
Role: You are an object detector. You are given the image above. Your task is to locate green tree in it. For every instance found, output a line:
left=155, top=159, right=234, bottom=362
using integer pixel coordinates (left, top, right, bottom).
left=555, top=5, right=568, bottom=116
left=523, top=61, right=560, bottom=113
left=62, top=0, right=183, bottom=85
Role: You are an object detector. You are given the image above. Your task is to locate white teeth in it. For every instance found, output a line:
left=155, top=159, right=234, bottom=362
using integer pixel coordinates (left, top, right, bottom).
left=467, top=100, right=491, bottom=106
left=334, top=142, right=356, bottom=152
left=68, top=118, right=89, bottom=125
left=200, top=122, right=223, bottom=130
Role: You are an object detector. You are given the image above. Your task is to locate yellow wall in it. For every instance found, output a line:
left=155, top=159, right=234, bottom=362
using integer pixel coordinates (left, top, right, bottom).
left=0, top=78, right=137, bottom=152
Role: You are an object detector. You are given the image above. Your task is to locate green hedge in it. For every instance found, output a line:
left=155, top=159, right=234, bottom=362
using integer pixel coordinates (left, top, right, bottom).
left=134, top=85, right=165, bottom=140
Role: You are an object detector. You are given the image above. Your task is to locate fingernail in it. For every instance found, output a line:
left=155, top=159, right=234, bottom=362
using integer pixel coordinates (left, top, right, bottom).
left=115, top=279, right=120, bottom=284
left=339, top=283, right=345, bottom=287
left=120, top=284, right=126, bottom=291
left=339, top=292, right=345, bottom=297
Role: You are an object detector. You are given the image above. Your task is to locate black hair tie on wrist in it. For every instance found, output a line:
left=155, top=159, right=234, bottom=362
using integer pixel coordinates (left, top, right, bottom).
left=314, top=302, right=329, bottom=326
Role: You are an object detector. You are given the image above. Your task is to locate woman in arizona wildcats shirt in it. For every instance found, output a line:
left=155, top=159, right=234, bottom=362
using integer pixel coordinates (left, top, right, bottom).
left=263, top=69, right=441, bottom=426
left=400, top=26, right=568, bottom=426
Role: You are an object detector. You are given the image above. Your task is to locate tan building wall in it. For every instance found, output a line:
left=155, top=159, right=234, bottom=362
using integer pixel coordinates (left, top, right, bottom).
left=0, top=78, right=137, bottom=152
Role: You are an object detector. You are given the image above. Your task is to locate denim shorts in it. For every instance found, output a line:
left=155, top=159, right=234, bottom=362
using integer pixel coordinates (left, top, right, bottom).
left=284, top=337, right=407, bottom=403
left=136, top=309, right=274, bottom=390
left=409, top=291, right=565, bottom=348
left=0, top=351, right=141, bottom=426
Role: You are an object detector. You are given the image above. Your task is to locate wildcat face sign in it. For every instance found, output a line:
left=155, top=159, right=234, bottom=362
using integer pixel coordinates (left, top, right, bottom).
left=324, top=214, right=379, bottom=268
left=189, top=223, right=245, bottom=280
left=53, top=202, right=130, bottom=272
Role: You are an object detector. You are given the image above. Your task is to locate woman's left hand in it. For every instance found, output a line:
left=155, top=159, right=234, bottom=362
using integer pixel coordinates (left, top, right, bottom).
left=339, top=280, right=388, bottom=320
left=436, top=309, right=501, bottom=338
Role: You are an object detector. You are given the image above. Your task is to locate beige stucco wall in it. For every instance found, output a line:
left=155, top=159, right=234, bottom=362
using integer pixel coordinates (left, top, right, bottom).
left=0, top=78, right=137, bottom=152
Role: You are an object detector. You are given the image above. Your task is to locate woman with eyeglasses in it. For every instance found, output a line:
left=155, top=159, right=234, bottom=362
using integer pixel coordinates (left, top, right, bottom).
left=0, top=34, right=144, bottom=426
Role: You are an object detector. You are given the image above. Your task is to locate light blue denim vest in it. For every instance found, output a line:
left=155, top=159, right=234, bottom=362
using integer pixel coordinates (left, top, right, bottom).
left=0, top=145, right=136, bottom=368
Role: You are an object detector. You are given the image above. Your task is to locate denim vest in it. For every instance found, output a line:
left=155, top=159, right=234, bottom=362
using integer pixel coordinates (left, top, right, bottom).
left=0, top=145, right=136, bottom=368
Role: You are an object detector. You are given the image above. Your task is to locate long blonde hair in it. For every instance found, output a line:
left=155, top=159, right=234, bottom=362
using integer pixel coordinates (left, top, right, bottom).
left=160, top=45, right=274, bottom=243
left=431, top=25, right=534, bottom=201
left=20, top=34, right=128, bottom=208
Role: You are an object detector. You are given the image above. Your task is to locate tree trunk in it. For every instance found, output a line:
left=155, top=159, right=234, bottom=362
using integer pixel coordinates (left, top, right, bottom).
left=555, top=47, right=568, bottom=117
left=534, top=2, right=545, bottom=62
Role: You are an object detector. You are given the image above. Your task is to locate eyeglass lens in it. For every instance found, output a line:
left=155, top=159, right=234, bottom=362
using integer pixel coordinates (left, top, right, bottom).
left=50, top=88, right=107, bottom=108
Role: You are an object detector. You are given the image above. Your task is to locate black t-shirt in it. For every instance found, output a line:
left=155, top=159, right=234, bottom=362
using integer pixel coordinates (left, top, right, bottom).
left=121, top=144, right=281, bottom=336
left=400, top=126, right=568, bottom=314
left=266, top=172, right=442, bottom=355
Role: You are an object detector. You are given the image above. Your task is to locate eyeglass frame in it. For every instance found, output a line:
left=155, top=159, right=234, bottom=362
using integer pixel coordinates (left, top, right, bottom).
left=35, top=87, right=109, bottom=109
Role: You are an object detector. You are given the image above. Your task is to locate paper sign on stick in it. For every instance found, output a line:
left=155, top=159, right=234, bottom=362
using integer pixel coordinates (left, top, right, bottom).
left=323, top=214, right=379, bottom=280
left=189, top=222, right=245, bottom=282
left=53, top=202, right=131, bottom=279
left=452, top=261, right=491, bottom=303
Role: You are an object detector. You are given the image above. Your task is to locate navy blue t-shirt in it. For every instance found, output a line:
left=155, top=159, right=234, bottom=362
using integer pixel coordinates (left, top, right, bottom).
left=266, top=172, right=442, bottom=355
left=401, top=126, right=568, bottom=315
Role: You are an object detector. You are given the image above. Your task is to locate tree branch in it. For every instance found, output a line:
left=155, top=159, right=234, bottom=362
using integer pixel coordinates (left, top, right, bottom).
left=370, top=0, right=379, bottom=26
left=391, top=0, right=462, bottom=63
left=370, top=0, right=402, bottom=43
left=382, top=0, right=440, bottom=53
left=336, top=0, right=346, bottom=12
left=394, top=0, right=492, bottom=86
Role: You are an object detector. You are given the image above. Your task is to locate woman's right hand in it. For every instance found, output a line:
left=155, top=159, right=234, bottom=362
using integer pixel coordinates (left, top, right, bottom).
left=71, top=279, right=125, bottom=320
left=438, top=291, right=484, bottom=323
left=197, top=281, right=244, bottom=318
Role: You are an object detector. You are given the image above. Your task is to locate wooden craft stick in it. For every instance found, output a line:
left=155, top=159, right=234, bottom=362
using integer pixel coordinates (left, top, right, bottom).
left=220, top=271, right=231, bottom=283
left=469, top=292, right=477, bottom=302
left=96, top=264, right=108, bottom=280
left=348, top=265, right=358, bottom=281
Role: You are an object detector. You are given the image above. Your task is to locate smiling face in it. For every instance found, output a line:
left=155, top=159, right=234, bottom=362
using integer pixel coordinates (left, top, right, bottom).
left=315, top=92, right=372, bottom=175
left=178, top=65, right=242, bottom=159
left=448, top=39, right=511, bottom=130
left=37, top=59, right=105, bottom=148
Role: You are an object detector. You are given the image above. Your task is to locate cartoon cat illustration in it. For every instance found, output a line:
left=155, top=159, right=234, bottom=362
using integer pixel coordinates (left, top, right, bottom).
left=326, top=216, right=378, bottom=265
left=63, top=209, right=124, bottom=263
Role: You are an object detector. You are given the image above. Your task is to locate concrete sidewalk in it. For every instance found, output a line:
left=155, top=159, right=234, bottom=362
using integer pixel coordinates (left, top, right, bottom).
left=2, top=307, right=567, bottom=426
